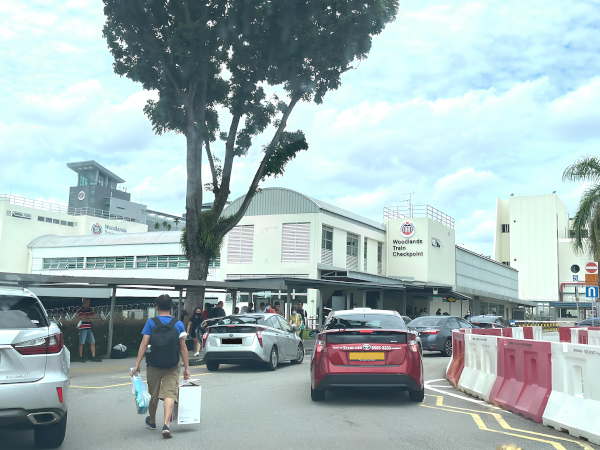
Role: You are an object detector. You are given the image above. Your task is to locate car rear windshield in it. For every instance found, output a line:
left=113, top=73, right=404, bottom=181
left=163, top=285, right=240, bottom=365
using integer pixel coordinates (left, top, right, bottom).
left=215, top=315, right=267, bottom=326
left=470, top=316, right=497, bottom=323
left=327, top=331, right=408, bottom=344
left=0, top=295, right=48, bottom=329
left=408, top=317, right=444, bottom=327
left=325, top=314, right=406, bottom=330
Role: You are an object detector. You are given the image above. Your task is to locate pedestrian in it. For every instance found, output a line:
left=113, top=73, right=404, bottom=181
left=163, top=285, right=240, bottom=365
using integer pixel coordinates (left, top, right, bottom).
left=289, top=308, right=302, bottom=336
left=258, top=302, right=266, bottom=313
left=76, top=298, right=101, bottom=362
left=212, top=300, right=226, bottom=318
left=202, top=304, right=211, bottom=321
left=436, top=308, right=442, bottom=316
left=274, top=301, right=281, bottom=315
left=131, top=294, right=190, bottom=439
left=241, top=301, right=254, bottom=313
left=233, top=307, right=240, bottom=314
left=266, top=303, right=276, bottom=314
left=186, top=307, right=203, bottom=357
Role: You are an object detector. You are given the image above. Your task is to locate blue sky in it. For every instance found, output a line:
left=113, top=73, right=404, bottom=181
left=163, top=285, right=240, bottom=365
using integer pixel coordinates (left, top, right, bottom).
left=1, top=0, right=599, bottom=255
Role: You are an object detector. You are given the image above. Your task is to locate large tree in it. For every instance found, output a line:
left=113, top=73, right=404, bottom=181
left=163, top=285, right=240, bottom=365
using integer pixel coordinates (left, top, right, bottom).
left=103, top=0, right=398, bottom=309
left=563, top=156, right=600, bottom=260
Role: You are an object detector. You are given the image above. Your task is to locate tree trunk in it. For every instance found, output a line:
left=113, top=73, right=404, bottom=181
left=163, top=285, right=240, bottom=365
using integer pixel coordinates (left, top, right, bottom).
left=185, top=121, right=206, bottom=311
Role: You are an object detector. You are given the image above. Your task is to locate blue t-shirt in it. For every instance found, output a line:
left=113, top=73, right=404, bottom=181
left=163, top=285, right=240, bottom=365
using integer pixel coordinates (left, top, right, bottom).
left=142, top=316, right=186, bottom=337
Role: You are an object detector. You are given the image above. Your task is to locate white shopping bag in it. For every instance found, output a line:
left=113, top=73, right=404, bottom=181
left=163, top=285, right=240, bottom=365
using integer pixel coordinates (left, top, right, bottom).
left=178, top=381, right=202, bottom=425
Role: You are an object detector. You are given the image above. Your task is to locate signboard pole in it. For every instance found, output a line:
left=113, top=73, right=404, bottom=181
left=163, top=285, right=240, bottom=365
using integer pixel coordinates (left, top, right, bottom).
left=576, top=287, right=580, bottom=321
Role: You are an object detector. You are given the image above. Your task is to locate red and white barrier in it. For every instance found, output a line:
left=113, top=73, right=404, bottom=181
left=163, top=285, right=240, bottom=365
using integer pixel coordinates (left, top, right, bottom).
left=447, top=332, right=600, bottom=444
left=542, top=343, right=600, bottom=445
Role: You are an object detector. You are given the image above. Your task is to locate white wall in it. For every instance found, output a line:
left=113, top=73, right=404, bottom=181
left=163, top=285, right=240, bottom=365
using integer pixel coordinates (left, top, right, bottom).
left=0, top=199, right=146, bottom=273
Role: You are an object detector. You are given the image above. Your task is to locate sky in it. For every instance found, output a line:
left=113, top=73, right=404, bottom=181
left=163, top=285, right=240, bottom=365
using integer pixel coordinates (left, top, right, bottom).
left=1, top=0, right=599, bottom=256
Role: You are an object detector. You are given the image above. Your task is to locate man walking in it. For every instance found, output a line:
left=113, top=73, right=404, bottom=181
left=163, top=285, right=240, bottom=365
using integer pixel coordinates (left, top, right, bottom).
left=132, top=295, right=190, bottom=439
left=76, top=298, right=101, bottom=362
left=212, top=300, right=226, bottom=318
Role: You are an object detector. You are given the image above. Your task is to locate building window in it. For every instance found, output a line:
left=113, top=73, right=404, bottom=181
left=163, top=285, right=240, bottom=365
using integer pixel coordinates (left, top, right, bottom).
left=208, top=256, right=220, bottom=268
left=43, top=257, right=84, bottom=270
left=501, top=224, right=510, bottom=233
left=45, top=217, right=53, bottom=223
left=281, top=223, right=310, bottom=263
left=364, top=239, right=368, bottom=271
left=136, top=255, right=189, bottom=269
left=346, top=233, right=359, bottom=270
left=377, top=242, right=383, bottom=274
left=321, top=226, right=333, bottom=251
left=38, top=216, right=45, bottom=222
left=502, top=261, right=510, bottom=266
left=227, top=225, right=254, bottom=264
left=86, top=256, right=134, bottom=269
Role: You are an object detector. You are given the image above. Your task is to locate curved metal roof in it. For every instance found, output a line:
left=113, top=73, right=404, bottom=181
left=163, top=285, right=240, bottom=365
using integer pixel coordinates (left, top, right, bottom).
left=28, top=231, right=182, bottom=248
left=224, top=187, right=384, bottom=231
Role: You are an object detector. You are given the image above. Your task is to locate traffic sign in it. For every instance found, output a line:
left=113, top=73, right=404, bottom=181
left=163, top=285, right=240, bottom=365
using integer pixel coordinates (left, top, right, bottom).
left=586, top=286, right=599, bottom=299
left=585, top=262, right=598, bottom=274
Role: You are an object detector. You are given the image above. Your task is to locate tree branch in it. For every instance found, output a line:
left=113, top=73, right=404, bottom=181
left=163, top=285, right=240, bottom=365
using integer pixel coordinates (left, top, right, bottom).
left=226, top=94, right=301, bottom=228
left=205, top=137, right=219, bottom=193
left=213, top=112, right=242, bottom=213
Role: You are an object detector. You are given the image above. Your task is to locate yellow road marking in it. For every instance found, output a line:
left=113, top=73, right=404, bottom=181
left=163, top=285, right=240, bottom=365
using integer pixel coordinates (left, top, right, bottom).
left=421, top=404, right=567, bottom=450
left=431, top=395, right=593, bottom=450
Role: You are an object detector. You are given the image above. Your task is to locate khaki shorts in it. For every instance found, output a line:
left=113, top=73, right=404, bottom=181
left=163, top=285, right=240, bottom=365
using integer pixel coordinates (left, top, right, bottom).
left=147, top=365, right=179, bottom=401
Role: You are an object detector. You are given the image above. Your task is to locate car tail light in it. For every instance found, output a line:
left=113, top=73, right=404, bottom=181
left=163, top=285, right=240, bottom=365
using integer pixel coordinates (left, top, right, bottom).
left=408, top=334, right=419, bottom=353
left=256, top=329, right=264, bottom=347
left=56, top=387, right=64, bottom=404
left=315, top=334, right=326, bottom=352
left=420, top=329, right=439, bottom=335
left=13, top=333, right=64, bottom=355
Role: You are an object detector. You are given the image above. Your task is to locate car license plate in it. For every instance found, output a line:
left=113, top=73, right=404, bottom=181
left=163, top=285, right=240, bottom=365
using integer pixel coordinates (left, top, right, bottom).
left=222, top=338, right=243, bottom=344
left=348, top=352, right=385, bottom=361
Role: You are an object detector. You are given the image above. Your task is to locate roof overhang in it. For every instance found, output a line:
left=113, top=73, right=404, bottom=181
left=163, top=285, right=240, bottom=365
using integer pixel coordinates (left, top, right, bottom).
left=224, top=276, right=406, bottom=292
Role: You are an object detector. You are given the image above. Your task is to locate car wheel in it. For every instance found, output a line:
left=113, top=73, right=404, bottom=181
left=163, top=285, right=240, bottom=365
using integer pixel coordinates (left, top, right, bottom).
left=206, top=361, right=220, bottom=371
left=409, top=389, right=425, bottom=403
left=311, top=387, right=326, bottom=402
left=267, top=346, right=279, bottom=371
left=442, top=338, right=452, bottom=357
left=291, top=343, right=304, bottom=364
left=34, top=413, right=67, bottom=449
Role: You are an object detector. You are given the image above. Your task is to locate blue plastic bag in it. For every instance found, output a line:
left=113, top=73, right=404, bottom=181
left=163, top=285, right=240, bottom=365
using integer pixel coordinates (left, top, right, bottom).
left=131, top=373, right=151, bottom=415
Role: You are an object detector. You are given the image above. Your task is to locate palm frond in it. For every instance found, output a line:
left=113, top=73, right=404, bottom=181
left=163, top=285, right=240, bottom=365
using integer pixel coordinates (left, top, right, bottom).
left=563, top=156, right=600, bottom=183
left=571, top=184, right=600, bottom=259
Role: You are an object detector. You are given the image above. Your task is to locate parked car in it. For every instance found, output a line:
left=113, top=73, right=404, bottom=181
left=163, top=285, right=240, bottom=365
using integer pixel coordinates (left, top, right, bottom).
left=469, top=315, right=509, bottom=329
left=0, top=288, right=70, bottom=448
left=310, top=308, right=424, bottom=402
left=203, top=313, right=304, bottom=371
left=407, top=316, right=472, bottom=356
left=575, top=318, right=600, bottom=327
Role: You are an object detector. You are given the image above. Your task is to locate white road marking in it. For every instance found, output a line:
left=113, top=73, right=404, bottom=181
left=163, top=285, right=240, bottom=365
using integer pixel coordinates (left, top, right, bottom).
left=424, top=378, right=502, bottom=410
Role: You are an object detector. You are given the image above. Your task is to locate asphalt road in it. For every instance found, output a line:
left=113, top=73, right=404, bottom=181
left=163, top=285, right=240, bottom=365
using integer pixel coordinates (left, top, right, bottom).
left=3, top=351, right=597, bottom=450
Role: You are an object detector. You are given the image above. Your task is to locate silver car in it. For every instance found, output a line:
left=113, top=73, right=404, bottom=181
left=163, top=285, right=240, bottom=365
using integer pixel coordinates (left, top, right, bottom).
left=0, top=288, right=70, bottom=448
left=203, top=313, right=304, bottom=371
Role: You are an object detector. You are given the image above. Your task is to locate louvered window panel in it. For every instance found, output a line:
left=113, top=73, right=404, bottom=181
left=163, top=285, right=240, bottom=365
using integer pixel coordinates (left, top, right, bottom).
left=227, top=225, right=254, bottom=264
left=282, top=223, right=310, bottom=263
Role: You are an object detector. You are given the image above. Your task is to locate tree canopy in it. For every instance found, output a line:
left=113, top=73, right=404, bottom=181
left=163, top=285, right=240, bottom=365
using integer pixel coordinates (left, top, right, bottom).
left=103, top=0, right=399, bottom=306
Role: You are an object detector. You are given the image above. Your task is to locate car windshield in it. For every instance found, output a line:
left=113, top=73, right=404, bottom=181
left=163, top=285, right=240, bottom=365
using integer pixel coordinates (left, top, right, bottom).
left=408, top=317, right=445, bottom=327
left=325, top=314, right=406, bottom=330
left=215, top=315, right=266, bottom=325
left=0, top=295, right=48, bottom=329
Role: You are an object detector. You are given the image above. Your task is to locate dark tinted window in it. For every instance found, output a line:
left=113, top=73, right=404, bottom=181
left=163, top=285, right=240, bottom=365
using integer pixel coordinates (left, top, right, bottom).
left=215, top=315, right=267, bottom=326
left=325, top=314, right=406, bottom=330
left=327, top=331, right=407, bottom=344
left=447, top=318, right=461, bottom=329
left=0, top=295, right=48, bottom=329
left=408, top=317, right=444, bottom=327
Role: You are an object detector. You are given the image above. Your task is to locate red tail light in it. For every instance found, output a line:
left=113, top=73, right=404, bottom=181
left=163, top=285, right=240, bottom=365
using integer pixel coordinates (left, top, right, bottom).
left=256, top=329, right=264, bottom=347
left=420, top=329, right=439, bottom=335
left=14, top=333, right=64, bottom=355
left=56, top=387, right=64, bottom=404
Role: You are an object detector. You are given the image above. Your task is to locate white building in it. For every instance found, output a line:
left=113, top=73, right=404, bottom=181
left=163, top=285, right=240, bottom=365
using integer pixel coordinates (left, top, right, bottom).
left=24, top=188, right=525, bottom=320
left=494, top=193, right=594, bottom=318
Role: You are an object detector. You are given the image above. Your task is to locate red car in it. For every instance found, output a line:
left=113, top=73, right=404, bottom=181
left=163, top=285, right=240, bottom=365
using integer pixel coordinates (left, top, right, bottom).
left=310, top=308, right=424, bottom=402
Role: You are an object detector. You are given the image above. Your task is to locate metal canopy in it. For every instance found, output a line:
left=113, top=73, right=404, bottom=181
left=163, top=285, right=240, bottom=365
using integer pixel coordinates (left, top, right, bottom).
left=0, top=272, right=273, bottom=292
left=224, top=276, right=406, bottom=292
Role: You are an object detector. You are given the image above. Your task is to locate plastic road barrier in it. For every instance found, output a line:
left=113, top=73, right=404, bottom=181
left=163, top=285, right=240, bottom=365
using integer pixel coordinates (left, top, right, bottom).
left=558, top=327, right=578, bottom=342
left=589, top=330, right=600, bottom=346
left=501, top=327, right=525, bottom=339
left=458, top=334, right=498, bottom=401
left=446, top=331, right=465, bottom=387
left=542, top=342, right=600, bottom=444
left=471, top=328, right=502, bottom=336
left=489, top=339, right=552, bottom=423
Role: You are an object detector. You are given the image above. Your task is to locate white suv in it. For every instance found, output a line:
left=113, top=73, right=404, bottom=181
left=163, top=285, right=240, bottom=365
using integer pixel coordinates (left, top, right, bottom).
left=0, top=288, right=70, bottom=448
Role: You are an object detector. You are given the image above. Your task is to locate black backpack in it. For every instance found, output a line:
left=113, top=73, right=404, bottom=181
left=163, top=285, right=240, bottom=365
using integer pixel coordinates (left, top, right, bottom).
left=147, top=317, right=180, bottom=369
